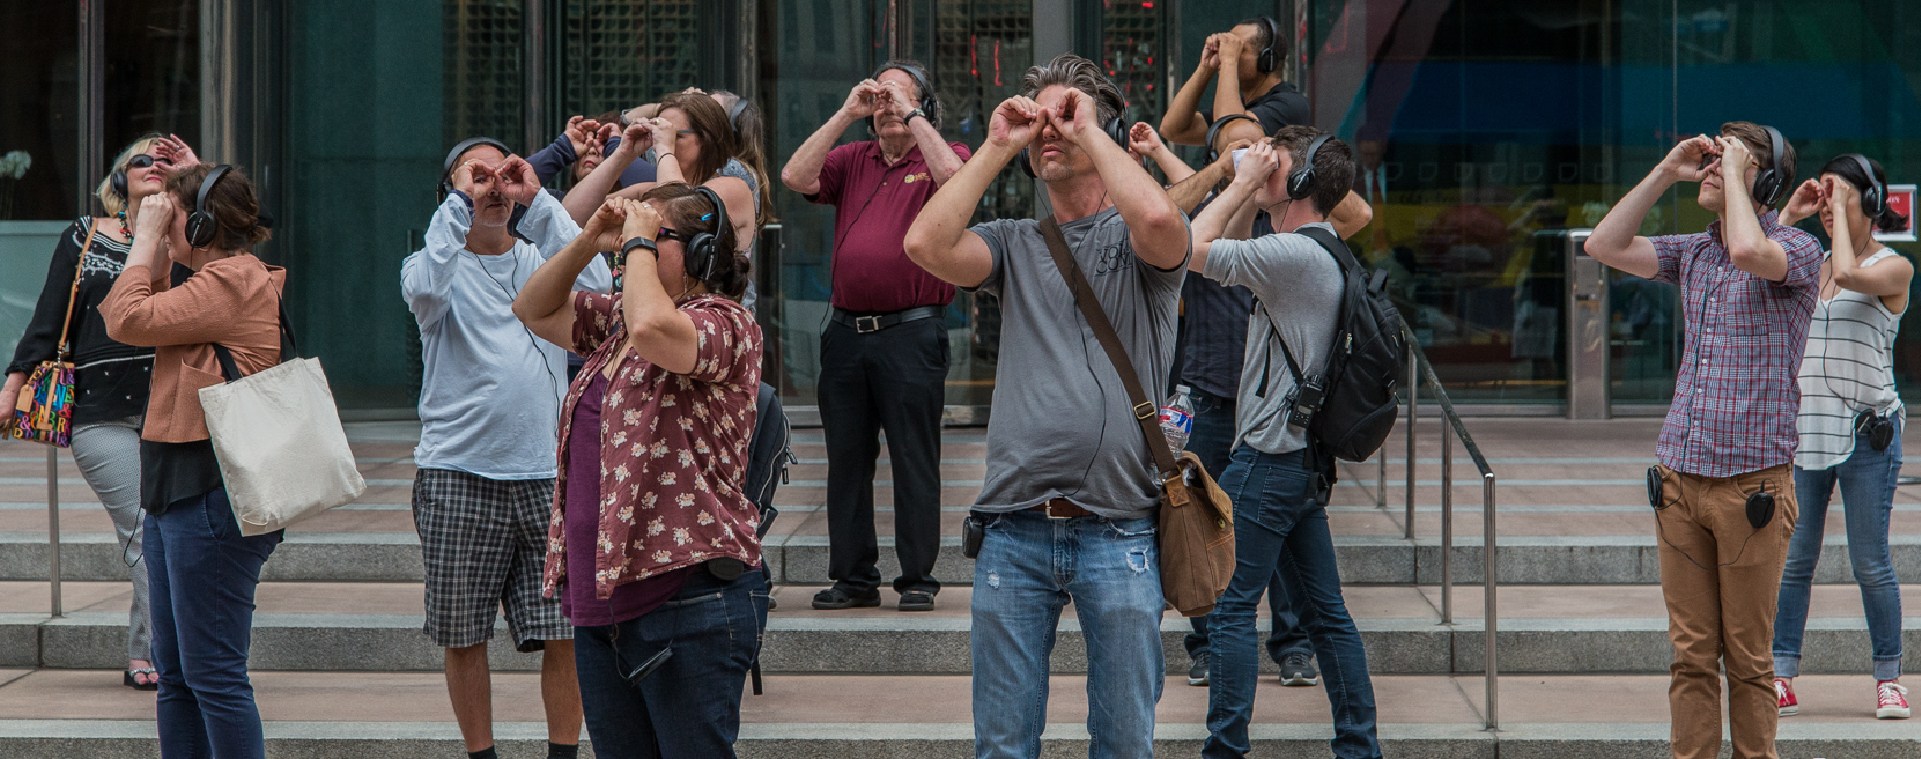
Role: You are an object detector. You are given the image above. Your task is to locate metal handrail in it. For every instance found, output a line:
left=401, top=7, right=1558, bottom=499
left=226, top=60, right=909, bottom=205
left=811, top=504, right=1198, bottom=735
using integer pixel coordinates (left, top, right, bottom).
left=1394, top=323, right=1498, bottom=730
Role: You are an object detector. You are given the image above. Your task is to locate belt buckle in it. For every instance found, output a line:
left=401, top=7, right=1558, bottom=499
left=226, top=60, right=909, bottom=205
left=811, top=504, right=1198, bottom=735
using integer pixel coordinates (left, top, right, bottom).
left=855, top=315, right=884, bottom=333
left=1042, top=500, right=1074, bottom=519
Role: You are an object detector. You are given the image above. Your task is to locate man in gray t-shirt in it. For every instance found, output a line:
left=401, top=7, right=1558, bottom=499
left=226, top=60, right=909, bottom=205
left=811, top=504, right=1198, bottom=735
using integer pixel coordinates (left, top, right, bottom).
left=903, top=55, right=1190, bottom=759
left=1190, top=133, right=1383, bottom=759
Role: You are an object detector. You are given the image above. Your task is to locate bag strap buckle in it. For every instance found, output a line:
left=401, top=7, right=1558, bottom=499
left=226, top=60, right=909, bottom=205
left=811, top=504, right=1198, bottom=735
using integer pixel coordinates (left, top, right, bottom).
left=1133, top=401, right=1156, bottom=420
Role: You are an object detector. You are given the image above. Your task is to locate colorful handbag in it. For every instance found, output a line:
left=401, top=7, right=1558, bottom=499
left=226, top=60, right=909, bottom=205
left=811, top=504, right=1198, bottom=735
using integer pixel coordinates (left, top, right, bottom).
left=8, top=223, right=95, bottom=448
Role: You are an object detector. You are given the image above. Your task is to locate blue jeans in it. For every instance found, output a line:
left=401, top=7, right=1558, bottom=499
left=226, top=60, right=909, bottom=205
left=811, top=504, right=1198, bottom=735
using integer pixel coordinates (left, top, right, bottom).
left=1182, top=388, right=1310, bottom=662
left=1775, top=423, right=1905, bottom=681
left=146, top=488, right=282, bottom=759
left=971, top=509, right=1166, bottom=759
left=1206, top=446, right=1380, bottom=759
left=573, top=569, right=766, bottom=759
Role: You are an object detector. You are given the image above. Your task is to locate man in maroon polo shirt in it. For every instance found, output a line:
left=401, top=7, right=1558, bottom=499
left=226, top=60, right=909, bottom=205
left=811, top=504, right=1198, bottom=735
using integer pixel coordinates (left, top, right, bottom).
left=780, top=60, right=970, bottom=612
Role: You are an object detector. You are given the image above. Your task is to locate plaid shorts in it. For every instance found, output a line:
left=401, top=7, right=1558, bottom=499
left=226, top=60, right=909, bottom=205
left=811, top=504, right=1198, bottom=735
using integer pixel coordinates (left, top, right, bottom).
left=412, top=468, right=569, bottom=650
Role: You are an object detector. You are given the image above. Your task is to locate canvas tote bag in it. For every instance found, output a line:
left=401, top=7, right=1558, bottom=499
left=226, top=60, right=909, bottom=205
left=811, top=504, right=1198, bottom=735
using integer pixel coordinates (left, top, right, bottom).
left=200, top=311, right=364, bottom=536
left=1038, top=218, right=1236, bottom=617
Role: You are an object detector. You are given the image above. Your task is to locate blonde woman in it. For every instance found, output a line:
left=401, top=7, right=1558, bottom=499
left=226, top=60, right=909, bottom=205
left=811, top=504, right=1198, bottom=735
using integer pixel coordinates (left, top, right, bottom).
left=1, top=133, right=195, bottom=690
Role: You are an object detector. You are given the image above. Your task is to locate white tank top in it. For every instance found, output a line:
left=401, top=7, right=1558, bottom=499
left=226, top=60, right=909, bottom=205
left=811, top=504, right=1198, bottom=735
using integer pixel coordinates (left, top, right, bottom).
left=1795, top=248, right=1905, bottom=470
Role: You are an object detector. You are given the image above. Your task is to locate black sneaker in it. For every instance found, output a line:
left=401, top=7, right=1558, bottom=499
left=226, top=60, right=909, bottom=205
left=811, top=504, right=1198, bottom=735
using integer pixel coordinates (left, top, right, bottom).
left=1188, top=651, right=1211, bottom=686
left=811, top=586, right=881, bottom=610
left=1280, top=651, right=1319, bottom=686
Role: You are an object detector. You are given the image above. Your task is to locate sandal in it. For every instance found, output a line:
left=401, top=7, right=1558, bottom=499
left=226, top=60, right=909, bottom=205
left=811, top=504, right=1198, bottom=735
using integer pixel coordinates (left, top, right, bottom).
left=124, top=668, right=158, bottom=691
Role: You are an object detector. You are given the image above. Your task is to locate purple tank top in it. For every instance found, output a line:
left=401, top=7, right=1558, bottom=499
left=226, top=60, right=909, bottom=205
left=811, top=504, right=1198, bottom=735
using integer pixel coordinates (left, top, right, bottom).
left=563, top=371, right=688, bottom=626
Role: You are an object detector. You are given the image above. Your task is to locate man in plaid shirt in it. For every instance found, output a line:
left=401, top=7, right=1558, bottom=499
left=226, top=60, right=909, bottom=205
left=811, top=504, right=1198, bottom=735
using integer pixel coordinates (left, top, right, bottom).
left=1587, top=122, right=1821, bottom=759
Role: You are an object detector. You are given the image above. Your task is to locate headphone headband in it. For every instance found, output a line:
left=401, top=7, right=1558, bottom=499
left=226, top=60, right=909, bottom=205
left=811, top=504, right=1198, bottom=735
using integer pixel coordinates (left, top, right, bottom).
left=1750, top=125, right=1788, bottom=207
left=873, top=62, right=940, bottom=130
left=184, top=165, right=235, bottom=249
left=439, top=136, right=512, bottom=199
left=1842, top=152, right=1888, bottom=218
left=1287, top=133, right=1332, bottom=201
left=685, top=185, right=730, bottom=285
left=1255, top=16, right=1282, bottom=74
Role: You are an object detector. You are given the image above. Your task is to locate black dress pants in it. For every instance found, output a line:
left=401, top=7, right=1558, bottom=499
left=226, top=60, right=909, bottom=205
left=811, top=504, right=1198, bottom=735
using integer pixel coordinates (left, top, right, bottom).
left=818, top=316, right=949, bottom=594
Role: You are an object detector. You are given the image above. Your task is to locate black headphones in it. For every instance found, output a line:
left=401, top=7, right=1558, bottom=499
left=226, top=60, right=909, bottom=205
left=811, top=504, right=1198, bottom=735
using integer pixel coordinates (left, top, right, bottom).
left=1205, top=113, right=1263, bottom=163
left=1843, top=152, right=1888, bottom=218
left=727, top=97, right=750, bottom=133
left=873, top=62, right=941, bottom=130
left=438, top=136, right=512, bottom=200
left=1287, top=133, right=1332, bottom=200
left=1254, top=16, right=1282, bottom=74
left=184, top=165, right=233, bottom=249
left=685, top=185, right=729, bottom=285
left=1751, top=125, right=1788, bottom=208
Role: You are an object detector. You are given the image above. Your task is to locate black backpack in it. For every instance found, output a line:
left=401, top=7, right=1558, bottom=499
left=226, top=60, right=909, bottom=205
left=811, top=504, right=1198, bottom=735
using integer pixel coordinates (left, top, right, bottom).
left=1258, top=225, right=1405, bottom=462
left=743, top=381, right=793, bottom=696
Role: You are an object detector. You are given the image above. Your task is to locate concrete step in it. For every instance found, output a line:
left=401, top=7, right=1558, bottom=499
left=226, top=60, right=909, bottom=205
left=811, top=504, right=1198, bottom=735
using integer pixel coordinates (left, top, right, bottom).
left=0, top=671, right=1914, bottom=758
left=5, top=582, right=1916, bottom=676
left=10, top=530, right=1920, bottom=587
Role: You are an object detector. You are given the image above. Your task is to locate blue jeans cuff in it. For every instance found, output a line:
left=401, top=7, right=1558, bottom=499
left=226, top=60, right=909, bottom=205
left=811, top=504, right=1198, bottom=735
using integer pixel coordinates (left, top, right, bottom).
left=1875, top=656, right=1903, bottom=682
left=1774, top=655, right=1800, bottom=679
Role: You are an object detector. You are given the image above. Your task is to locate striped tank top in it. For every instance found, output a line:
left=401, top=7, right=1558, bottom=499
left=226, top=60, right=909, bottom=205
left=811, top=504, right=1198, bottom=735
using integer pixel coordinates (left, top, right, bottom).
left=1795, top=248, right=1905, bottom=470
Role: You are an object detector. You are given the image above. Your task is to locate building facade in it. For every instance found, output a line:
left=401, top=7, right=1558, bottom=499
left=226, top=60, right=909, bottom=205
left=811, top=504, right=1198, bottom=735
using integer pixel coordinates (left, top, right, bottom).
left=3, top=0, right=1919, bottom=419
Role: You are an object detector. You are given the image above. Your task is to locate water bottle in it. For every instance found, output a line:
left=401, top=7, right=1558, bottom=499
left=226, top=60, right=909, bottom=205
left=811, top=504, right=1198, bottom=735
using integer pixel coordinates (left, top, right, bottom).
left=1159, top=384, right=1196, bottom=453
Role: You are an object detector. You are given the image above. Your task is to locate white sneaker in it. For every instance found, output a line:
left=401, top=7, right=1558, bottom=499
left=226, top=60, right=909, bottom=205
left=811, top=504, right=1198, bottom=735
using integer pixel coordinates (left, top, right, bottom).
left=1877, top=681, right=1910, bottom=720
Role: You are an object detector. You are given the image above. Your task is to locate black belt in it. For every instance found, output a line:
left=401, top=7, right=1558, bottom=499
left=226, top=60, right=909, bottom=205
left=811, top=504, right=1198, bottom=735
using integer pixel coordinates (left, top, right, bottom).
left=831, top=306, right=943, bottom=334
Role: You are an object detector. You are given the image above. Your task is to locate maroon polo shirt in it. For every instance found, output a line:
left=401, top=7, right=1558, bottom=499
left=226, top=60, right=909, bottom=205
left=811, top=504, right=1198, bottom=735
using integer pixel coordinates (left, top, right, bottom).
left=808, top=139, right=972, bottom=313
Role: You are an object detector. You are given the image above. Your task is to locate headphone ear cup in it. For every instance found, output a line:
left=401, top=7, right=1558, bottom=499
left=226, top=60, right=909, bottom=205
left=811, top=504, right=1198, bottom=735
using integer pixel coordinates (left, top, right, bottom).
left=1753, top=170, right=1781, bottom=207
left=111, top=170, right=128, bottom=201
left=1287, top=169, right=1315, bottom=200
left=1018, top=150, right=1035, bottom=178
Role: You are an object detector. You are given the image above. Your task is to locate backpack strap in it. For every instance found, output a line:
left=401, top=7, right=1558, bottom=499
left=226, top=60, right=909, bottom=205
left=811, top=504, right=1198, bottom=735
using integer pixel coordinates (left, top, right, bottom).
left=1037, top=218, right=1183, bottom=484
left=1255, top=225, right=1350, bottom=398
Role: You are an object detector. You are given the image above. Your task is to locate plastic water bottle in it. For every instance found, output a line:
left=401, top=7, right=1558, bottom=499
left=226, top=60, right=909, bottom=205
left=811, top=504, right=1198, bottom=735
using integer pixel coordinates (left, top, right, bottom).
left=1159, top=384, right=1196, bottom=453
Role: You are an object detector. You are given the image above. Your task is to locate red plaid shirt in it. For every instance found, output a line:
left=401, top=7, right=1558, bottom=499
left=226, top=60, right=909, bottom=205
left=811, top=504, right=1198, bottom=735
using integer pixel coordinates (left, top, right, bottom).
left=541, top=292, right=764, bottom=601
left=1650, top=210, right=1822, bottom=477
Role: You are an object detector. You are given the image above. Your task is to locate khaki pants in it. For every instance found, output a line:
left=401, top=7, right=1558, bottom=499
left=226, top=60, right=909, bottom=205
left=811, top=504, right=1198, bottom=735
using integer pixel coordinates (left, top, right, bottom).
left=1653, top=464, right=1797, bottom=759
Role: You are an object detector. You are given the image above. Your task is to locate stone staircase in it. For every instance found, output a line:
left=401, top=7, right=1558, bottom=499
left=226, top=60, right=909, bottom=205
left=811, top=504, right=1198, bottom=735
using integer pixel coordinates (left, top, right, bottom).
left=0, top=418, right=1917, bottom=757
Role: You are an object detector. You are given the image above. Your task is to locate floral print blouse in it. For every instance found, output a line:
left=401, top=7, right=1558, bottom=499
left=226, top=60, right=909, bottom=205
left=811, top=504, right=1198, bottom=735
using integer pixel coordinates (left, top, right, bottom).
left=540, top=291, right=763, bottom=601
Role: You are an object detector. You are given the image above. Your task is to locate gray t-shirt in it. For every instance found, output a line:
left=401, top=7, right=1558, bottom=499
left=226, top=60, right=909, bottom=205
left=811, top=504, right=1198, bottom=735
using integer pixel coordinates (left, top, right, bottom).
left=1202, top=221, right=1343, bottom=455
left=966, top=207, right=1189, bottom=518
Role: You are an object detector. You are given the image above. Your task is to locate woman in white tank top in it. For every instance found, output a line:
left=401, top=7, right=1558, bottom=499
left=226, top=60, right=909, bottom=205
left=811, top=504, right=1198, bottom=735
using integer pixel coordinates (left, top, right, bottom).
left=1772, top=154, right=1914, bottom=720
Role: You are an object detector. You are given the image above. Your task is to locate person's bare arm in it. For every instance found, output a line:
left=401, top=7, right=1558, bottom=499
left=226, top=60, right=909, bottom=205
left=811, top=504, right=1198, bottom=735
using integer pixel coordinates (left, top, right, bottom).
left=617, top=199, right=702, bottom=375
left=1329, top=190, right=1373, bottom=238
left=903, top=96, right=1043, bottom=287
left=780, top=81, right=877, bottom=195
left=1827, top=178, right=1914, bottom=298
left=564, top=120, right=651, bottom=224
left=1160, top=37, right=1222, bottom=146
left=1190, top=142, right=1278, bottom=273
left=646, top=118, right=688, bottom=186
left=1715, top=137, right=1789, bottom=282
left=884, top=80, right=966, bottom=185
left=1057, top=91, right=1187, bottom=269
left=1167, top=161, right=1228, bottom=216
left=1128, top=122, right=1193, bottom=184
left=1206, top=34, right=1267, bottom=153
left=515, top=199, right=627, bottom=347
left=1588, top=135, right=1715, bottom=280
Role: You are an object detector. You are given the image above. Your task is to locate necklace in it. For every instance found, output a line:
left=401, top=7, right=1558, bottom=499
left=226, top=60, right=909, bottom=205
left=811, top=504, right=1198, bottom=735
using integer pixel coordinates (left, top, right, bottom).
left=116, top=211, right=132, bottom=241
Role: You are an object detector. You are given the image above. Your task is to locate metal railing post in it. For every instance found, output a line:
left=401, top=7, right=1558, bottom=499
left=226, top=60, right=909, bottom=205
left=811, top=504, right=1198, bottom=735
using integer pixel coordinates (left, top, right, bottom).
left=1484, top=472, right=1499, bottom=730
left=1404, top=342, right=1418, bottom=540
left=1439, top=425, right=1452, bottom=625
left=47, top=448, right=61, bottom=618
left=1376, top=450, right=1386, bottom=510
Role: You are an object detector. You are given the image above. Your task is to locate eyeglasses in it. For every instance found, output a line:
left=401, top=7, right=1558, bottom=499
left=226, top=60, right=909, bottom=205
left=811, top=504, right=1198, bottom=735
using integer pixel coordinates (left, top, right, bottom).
left=657, top=227, right=686, bottom=242
left=676, top=130, right=696, bottom=136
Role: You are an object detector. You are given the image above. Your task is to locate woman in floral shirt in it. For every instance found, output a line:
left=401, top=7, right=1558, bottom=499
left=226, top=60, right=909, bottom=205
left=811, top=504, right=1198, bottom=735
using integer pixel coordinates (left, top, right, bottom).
left=513, top=183, right=763, bottom=758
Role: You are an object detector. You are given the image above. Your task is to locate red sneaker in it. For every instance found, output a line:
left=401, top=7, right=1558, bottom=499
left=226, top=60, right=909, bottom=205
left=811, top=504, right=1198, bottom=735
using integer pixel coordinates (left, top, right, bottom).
left=1776, top=678, right=1798, bottom=717
left=1877, top=681, right=1910, bottom=720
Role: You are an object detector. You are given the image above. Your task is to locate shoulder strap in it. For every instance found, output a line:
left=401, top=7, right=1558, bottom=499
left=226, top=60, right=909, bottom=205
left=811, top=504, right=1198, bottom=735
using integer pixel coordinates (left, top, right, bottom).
left=211, top=274, right=296, bottom=384
left=55, top=221, right=100, bottom=361
left=1038, top=218, right=1181, bottom=480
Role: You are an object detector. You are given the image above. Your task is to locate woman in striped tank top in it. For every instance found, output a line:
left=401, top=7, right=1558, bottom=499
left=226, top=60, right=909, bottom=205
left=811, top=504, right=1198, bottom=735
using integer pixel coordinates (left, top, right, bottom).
left=1772, top=154, right=1913, bottom=720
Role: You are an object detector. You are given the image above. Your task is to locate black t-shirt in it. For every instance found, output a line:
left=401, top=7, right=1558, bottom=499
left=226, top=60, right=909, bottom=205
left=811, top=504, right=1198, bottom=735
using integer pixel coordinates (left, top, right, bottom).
left=6, top=219, right=155, bottom=426
left=1201, top=81, right=1311, bottom=137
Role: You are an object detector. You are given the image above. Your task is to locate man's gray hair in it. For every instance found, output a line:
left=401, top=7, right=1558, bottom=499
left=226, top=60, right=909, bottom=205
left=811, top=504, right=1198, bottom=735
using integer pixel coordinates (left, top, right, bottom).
left=1020, top=54, right=1125, bottom=127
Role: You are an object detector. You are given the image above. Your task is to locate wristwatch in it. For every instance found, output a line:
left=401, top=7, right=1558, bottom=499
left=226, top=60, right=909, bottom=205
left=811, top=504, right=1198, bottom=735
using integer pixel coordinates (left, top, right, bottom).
left=905, top=108, right=928, bottom=124
left=621, top=236, right=658, bottom=257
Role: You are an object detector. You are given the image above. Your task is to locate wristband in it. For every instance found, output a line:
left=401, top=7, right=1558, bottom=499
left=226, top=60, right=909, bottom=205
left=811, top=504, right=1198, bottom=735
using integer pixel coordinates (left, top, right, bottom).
left=621, top=236, right=658, bottom=256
